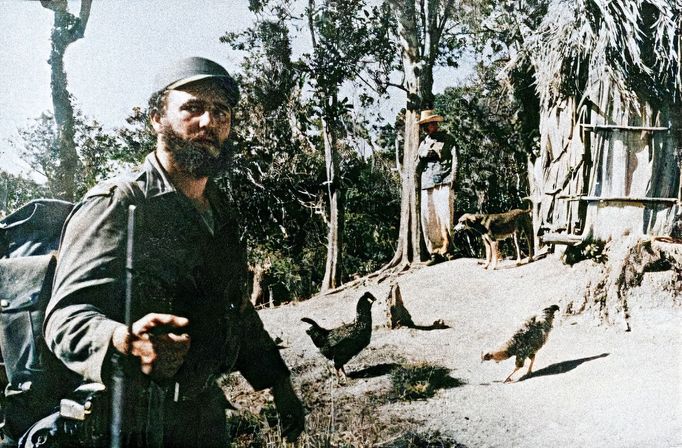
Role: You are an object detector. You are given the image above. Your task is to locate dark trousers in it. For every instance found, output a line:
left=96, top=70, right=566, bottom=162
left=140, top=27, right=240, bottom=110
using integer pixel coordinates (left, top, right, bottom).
left=18, top=386, right=229, bottom=448
left=161, top=390, right=229, bottom=448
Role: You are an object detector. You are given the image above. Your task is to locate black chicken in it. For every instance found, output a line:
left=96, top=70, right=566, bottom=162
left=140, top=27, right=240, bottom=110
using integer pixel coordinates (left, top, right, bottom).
left=301, top=291, right=376, bottom=381
left=481, top=304, right=560, bottom=383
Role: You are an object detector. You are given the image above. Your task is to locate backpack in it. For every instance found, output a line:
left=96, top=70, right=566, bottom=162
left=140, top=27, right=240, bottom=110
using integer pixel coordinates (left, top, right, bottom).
left=0, top=199, right=82, bottom=441
left=0, top=181, right=146, bottom=446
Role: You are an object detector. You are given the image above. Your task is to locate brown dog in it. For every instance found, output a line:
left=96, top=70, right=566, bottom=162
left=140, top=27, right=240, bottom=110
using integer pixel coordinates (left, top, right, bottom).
left=454, top=209, right=534, bottom=269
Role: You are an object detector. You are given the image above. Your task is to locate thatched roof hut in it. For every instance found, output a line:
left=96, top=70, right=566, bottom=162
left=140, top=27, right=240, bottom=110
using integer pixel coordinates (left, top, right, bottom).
left=516, top=0, right=681, bottom=244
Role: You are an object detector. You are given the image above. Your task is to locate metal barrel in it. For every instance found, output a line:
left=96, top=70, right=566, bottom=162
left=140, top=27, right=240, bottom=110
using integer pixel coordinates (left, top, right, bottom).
left=110, top=204, right=136, bottom=448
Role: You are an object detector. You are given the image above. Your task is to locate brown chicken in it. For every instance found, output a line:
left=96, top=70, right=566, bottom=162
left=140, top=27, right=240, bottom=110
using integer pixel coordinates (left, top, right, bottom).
left=301, top=292, right=376, bottom=381
left=482, top=304, right=560, bottom=383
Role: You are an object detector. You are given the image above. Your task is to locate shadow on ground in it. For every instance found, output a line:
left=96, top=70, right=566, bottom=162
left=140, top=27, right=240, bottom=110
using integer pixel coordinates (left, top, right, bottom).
left=408, top=320, right=451, bottom=331
left=390, top=363, right=466, bottom=401
left=378, top=430, right=469, bottom=448
left=518, top=353, right=610, bottom=381
left=349, top=362, right=401, bottom=379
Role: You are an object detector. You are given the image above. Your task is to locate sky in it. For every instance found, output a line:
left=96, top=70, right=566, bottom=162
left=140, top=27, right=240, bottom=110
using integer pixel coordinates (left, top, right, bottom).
left=0, top=0, right=471, bottom=180
left=0, top=0, right=256, bottom=178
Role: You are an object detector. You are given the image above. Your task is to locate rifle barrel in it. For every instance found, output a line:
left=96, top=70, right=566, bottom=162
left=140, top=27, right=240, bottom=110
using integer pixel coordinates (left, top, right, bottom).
left=110, top=204, right=136, bottom=448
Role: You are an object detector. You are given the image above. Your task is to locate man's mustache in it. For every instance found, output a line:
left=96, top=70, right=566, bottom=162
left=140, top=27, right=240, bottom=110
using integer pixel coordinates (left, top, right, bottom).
left=189, top=132, right=219, bottom=145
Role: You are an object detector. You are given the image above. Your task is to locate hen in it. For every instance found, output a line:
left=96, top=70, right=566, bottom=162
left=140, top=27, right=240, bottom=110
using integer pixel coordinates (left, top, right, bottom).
left=301, top=291, right=376, bottom=381
left=482, top=304, right=560, bottom=383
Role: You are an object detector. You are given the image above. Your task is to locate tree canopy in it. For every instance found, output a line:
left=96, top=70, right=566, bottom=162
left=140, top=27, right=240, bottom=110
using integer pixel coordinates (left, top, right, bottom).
left=5, top=0, right=680, bottom=298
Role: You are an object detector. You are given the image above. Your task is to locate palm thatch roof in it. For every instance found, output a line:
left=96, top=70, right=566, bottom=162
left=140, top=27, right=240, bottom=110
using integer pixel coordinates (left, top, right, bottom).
left=514, top=0, right=681, bottom=108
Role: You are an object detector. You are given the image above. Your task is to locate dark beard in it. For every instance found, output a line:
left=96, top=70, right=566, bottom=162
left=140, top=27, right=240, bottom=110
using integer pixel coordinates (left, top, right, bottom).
left=159, top=125, right=228, bottom=178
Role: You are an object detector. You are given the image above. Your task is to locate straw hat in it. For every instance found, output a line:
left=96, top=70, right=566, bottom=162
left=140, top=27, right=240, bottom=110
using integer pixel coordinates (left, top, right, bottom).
left=417, top=110, right=444, bottom=125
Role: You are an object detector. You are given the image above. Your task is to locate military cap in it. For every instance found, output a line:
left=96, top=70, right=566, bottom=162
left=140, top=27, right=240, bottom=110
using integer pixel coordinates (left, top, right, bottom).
left=153, top=56, right=240, bottom=106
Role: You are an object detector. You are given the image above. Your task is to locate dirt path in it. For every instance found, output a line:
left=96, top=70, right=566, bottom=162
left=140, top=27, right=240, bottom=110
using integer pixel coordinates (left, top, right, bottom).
left=244, top=255, right=681, bottom=447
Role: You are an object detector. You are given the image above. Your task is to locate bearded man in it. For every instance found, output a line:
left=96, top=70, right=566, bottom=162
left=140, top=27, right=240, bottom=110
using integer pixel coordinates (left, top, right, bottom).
left=35, top=57, right=304, bottom=447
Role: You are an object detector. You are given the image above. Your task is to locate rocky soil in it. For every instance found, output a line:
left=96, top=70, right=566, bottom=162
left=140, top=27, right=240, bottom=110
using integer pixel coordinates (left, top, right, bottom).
left=227, top=254, right=681, bottom=448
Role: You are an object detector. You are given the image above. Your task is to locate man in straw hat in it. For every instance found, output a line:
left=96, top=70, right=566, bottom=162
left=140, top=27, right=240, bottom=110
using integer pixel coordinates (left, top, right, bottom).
left=416, top=109, right=458, bottom=266
left=34, top=57, right=305, bottom=447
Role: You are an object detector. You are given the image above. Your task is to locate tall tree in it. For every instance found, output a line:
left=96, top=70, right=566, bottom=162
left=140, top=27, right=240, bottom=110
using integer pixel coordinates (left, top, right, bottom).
left=306, top=0, right=345, bottom=292
left=40, top=0, right=92, bottom=201
left=467, top=0, right=548, bottom=202
left=382, top=0, right=464, bottom=269
left=228, top=0, right=395, bottom=293
left=306, top=0, right=381, bottom=292
left=223, top=7, right=329, bottom=299
left=305, top=0, right=397, bottom=290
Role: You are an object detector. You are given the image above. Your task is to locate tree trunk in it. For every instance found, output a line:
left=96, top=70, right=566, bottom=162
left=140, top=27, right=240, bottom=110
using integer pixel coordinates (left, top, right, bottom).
left=384, top=0, right=424, bottom=268
left=320, top=112, right=344, bottom=292
left=250, top=261, right=273, bottom=307
left=307, top=0, right=344, bottom=293
left=390, top=107, right=421, bottom=267
left=41, top=0, right=91, bottom=201
left=386, top=283, right=415, bottom=328
left=382, top=0, right=456, bottom=271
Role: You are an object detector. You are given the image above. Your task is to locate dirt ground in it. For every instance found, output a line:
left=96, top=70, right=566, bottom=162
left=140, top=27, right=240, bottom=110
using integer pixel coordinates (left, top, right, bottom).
left=229, top=254, right=682, bottom=447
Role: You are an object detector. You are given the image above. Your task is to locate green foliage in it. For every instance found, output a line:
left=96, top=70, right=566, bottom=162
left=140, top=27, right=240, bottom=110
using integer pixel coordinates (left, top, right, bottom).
left=10, top=109, right=148, bottom=202
left=73, top=114, right=128, bottom=195
left=343, top=152, right=400, bottom=276
left=222, top=13, right=326, bottom=299
left=0, top=171, right=50, bottom=217
left=223, top=142, right=399, bottom=299
left=303, top=0, right=399, bottom=289
left=112, top=107, right=156, bottom=164
left=434, top=64, right=538, bottom=259
left=221, top=1, right=401, bottom=299
left=304, top=0, right=395, bottom=98
left=223, top=14, right=322, bottom=298
left=436, top=69, right=532, bottom=216
left=461, top=0, right=546, bottom=157
left=390, top=362, right=464, bottom=401
left=10, top=113, right=60, bottom=195
left=466, top=0, right=549, bottom=52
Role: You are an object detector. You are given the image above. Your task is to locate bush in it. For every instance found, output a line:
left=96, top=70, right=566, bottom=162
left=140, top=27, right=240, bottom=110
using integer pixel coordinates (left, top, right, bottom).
left=390, top=362, right=464, bottom=401
left=562, top=241, right=607, bottom=265
left=382, top=431, right=468, bottom=448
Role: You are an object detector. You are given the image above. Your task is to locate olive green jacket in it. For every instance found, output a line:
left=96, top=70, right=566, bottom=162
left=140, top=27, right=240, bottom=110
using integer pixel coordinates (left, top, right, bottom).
left=45, top=153, right=288, bottom=399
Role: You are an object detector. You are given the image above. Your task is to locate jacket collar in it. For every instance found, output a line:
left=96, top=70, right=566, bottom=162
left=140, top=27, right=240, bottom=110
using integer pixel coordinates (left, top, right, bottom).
left=139, top=152, right=178, bottom=198
left=139, top=152, right=233, bottom=229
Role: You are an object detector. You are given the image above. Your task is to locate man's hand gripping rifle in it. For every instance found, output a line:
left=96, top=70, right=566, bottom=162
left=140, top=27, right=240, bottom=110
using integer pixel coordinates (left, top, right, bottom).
left=109, top=206, right=191, bottom=447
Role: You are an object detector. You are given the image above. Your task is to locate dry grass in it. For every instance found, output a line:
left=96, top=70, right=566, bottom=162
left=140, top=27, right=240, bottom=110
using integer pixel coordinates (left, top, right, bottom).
left=222, top=358, right=468, bottom=447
